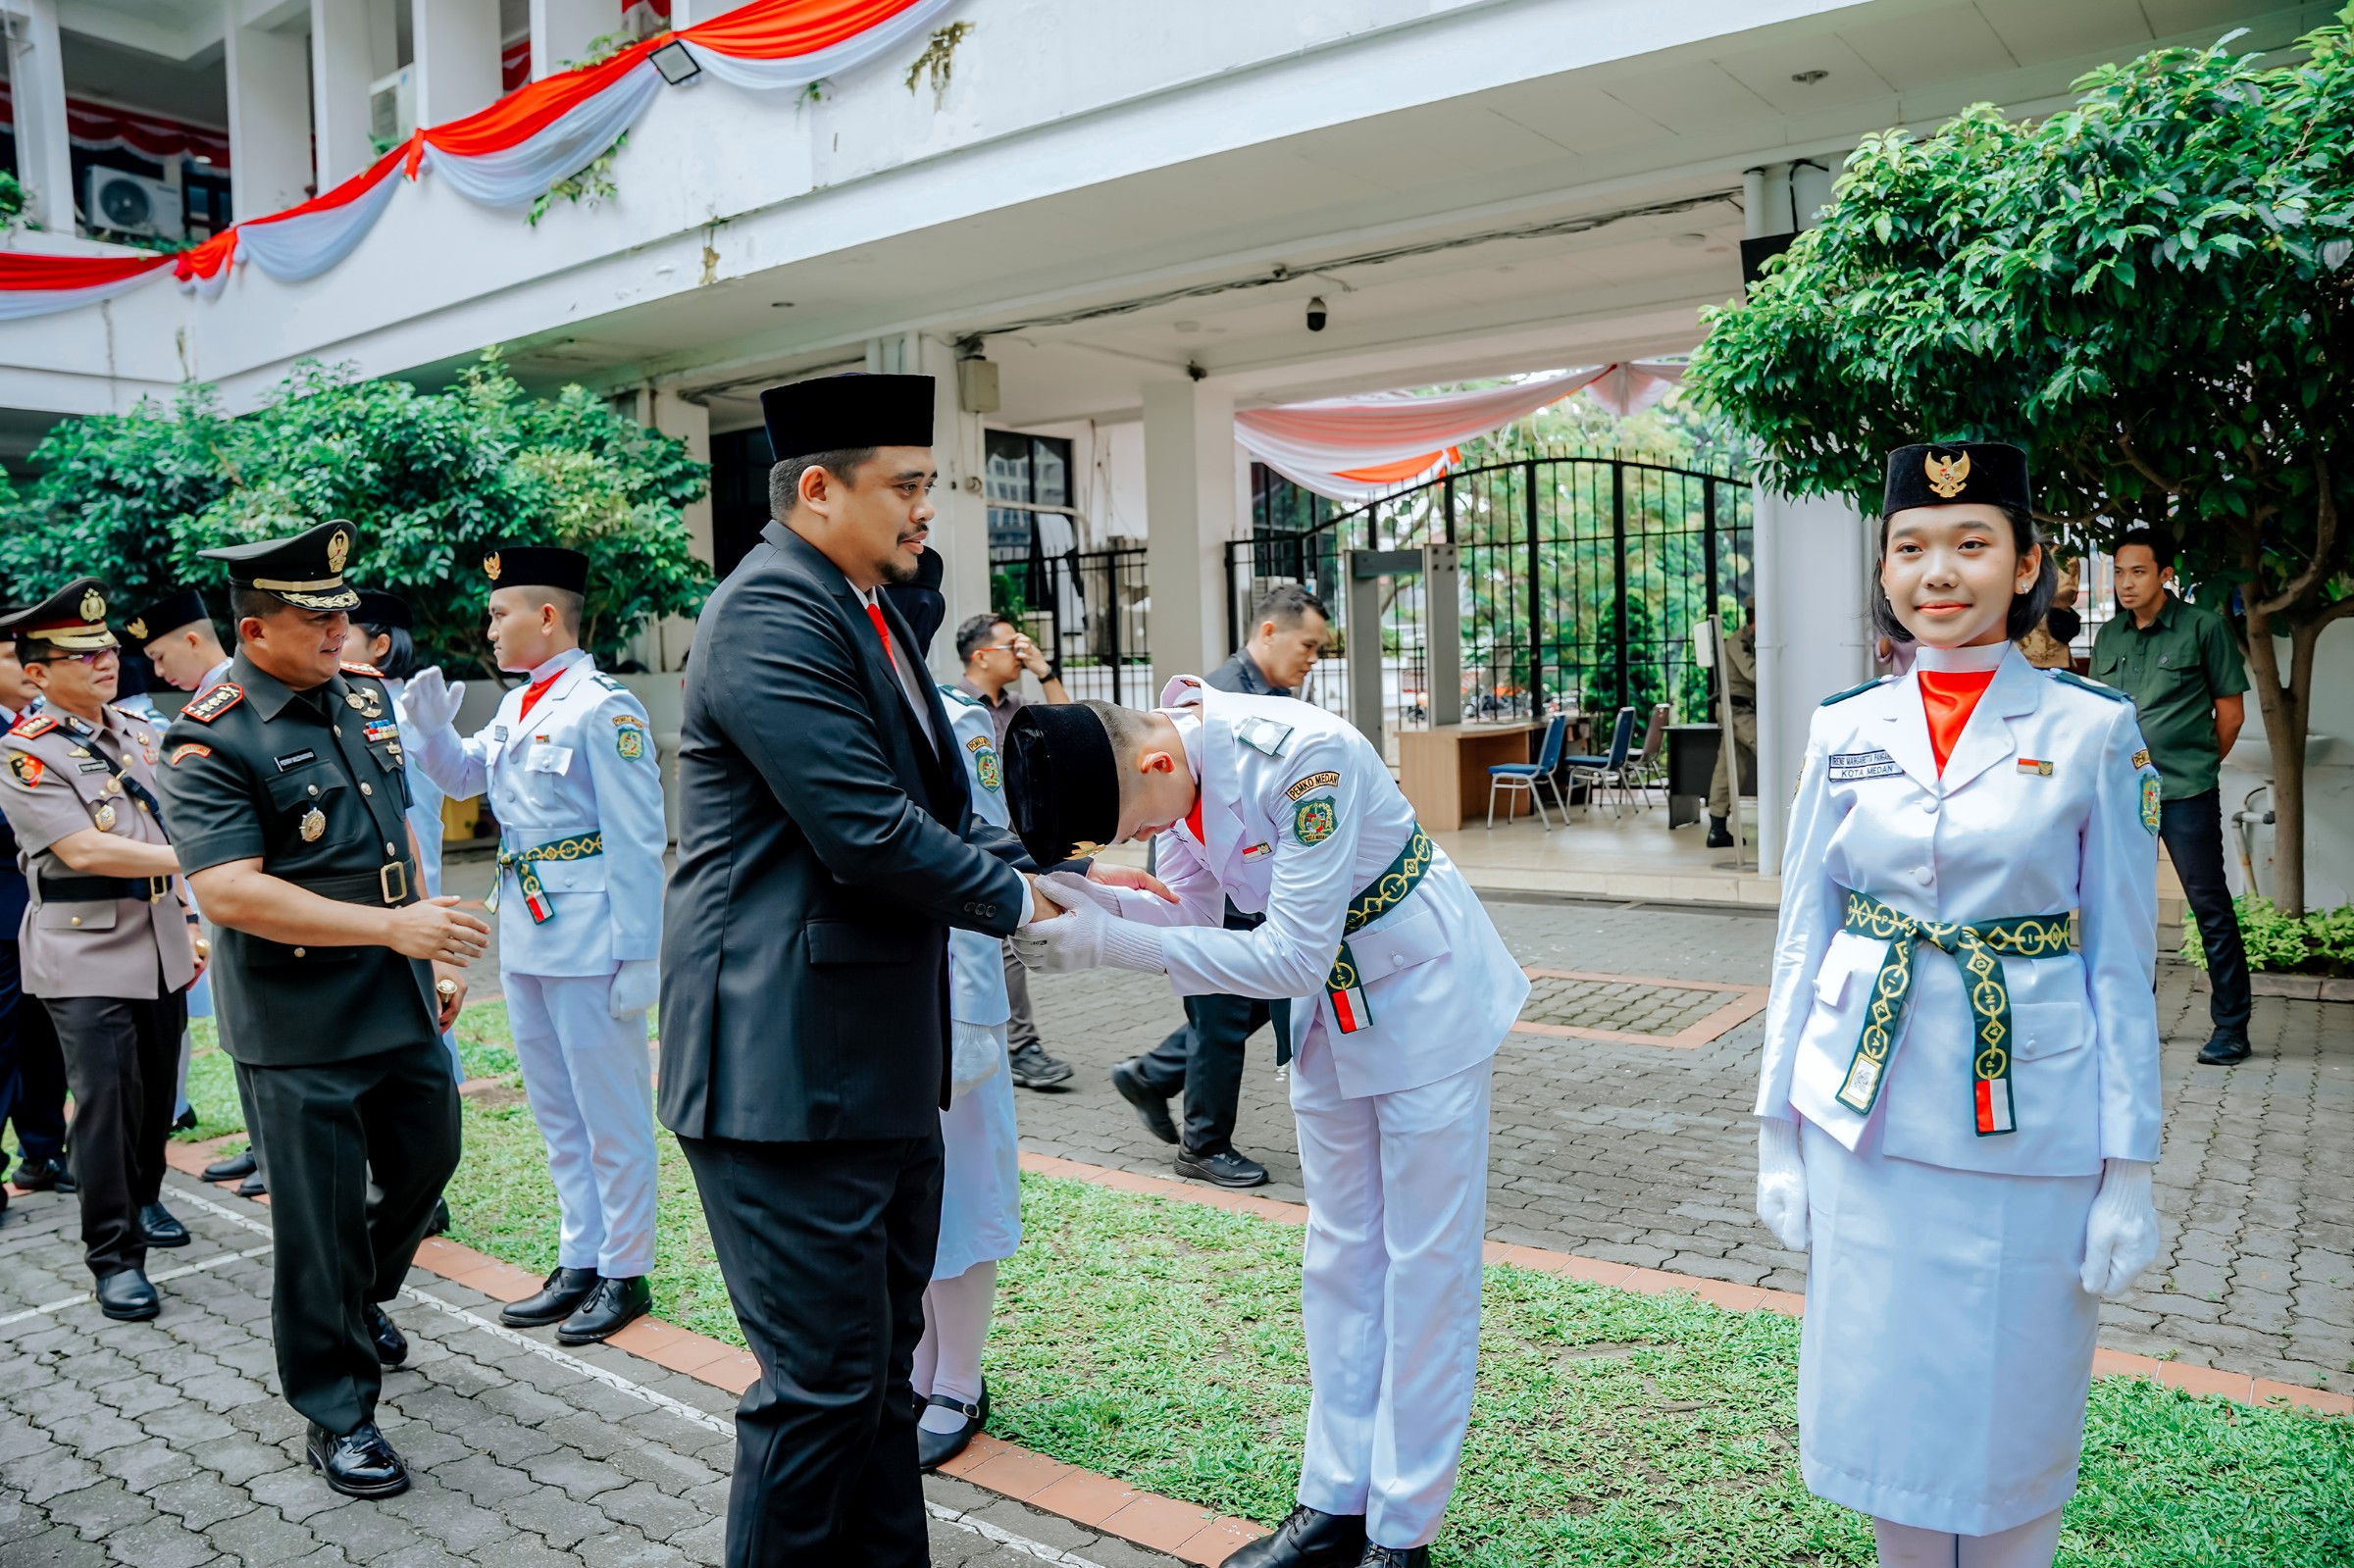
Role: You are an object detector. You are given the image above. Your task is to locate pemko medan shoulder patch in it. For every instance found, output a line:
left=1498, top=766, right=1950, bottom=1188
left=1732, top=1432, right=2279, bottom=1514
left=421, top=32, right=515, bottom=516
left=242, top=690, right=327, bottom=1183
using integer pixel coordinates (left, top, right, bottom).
left=180, top=683, right=246, bottom=724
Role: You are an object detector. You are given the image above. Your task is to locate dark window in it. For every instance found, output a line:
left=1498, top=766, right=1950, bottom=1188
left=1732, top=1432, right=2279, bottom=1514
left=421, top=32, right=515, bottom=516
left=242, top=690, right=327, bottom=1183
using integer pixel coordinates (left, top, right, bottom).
left=708, top=426, right=775, bottom=581
left=985, top=430, right=1072, bottom=555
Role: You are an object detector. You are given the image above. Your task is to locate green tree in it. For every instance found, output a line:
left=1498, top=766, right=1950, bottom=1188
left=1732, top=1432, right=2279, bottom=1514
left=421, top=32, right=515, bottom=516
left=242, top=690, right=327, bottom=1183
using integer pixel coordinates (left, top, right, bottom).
left=0, top=353, right=710, bottom=678
left=1687, top=17, right=2354, bottom=914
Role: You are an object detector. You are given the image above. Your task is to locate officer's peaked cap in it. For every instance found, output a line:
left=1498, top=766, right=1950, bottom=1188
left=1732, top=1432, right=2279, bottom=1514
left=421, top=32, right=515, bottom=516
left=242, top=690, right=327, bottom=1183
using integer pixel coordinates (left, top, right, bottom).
left=760, top=373, right=934, bottom=465
left=0, top=577, right=119, bottom=654
left=200, top=521, right=363, bottom=612
left=1001, top=703, right=1120, bottom=867
left=1883, top=442, right=2031, bottom=518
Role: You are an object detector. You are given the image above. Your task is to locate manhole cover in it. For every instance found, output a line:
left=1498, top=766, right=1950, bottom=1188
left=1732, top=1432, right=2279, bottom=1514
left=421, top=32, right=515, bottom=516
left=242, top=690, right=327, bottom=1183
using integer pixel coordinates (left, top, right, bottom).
left=1511, top=969, right=1768, bottom=1049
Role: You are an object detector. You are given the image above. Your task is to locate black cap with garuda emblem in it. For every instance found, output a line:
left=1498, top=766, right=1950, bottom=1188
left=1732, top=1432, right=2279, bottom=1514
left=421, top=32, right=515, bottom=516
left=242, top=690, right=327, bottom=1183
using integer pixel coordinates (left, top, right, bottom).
left=0, top=577, right=120, bottom=656
left=1882, top=442, right=2032, bottom=517
left=123, top=586, right=211, bottom=645
left=482, top=546, right=588, bottom=595
left=999, top=702, right=1120, bottom=867
left=198, top=520, right=363, bottom=612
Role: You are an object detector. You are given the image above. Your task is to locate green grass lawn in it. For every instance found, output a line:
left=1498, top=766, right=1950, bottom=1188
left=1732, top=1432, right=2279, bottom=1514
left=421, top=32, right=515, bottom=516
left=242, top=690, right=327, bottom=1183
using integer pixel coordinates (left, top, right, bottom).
left=174, top=1006, right=2354, bottom=1566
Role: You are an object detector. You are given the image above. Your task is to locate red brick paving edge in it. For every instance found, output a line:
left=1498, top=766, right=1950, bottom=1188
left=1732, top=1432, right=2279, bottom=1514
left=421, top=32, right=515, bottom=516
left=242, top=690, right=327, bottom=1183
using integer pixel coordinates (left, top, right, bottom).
left=147, top=1134, right=2350, bottom=1567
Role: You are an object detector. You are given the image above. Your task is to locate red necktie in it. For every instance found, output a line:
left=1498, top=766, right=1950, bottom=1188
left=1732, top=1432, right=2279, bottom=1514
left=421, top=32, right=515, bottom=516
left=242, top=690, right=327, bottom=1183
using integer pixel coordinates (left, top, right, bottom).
left=517, top=669, right=563, bottom=723
left=864, top=602, right=894, bottom=663
left=1918, top=668, right=1996, bottom=776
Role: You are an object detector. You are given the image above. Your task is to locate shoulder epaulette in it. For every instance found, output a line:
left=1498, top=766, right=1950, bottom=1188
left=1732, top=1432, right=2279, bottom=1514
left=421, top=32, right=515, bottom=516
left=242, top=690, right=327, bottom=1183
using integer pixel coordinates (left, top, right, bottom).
left=591, top=673, right=626, bottom=692
left=180, top=683, right=245, bottom=724
left=1819, top=677, right=1892, bottom=708
left=2045, top=669, right=2130, bottom=702
left=1236, top=715, right=1296, bottom=756
left=938, top=685, right=983, bottom=708
left=339, top=660, right=384, bottom=679
left=8, top=713, right=56, bottom=738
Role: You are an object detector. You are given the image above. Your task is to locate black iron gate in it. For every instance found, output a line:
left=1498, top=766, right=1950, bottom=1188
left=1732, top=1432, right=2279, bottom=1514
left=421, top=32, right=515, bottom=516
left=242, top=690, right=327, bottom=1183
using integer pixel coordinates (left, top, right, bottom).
left=1229, top=457, right=1752, bottom=737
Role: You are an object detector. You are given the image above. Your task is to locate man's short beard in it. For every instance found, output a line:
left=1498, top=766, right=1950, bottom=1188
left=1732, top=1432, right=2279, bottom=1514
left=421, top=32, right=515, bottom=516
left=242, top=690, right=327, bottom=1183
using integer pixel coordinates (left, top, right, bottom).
left=880, top=550, right=920, bottom=586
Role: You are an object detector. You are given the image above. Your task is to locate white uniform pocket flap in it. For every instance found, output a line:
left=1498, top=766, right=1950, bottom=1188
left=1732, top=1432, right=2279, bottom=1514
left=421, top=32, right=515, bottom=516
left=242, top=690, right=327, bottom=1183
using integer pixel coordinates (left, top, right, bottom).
left=2010, top=1001, right=2088, bottom=1062
left=525, top=743, right=574, bottom=775
left=531, top=854, right=606, bottom=894
left=1345, top=904, right=1447, bottom=984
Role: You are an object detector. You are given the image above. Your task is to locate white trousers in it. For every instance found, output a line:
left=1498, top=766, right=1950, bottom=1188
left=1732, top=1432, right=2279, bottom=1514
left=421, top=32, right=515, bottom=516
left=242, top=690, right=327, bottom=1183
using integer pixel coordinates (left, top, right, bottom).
left=1290, top=1028, right=1492, bottom=1549
left=505, top=970, right=657, bottom=1278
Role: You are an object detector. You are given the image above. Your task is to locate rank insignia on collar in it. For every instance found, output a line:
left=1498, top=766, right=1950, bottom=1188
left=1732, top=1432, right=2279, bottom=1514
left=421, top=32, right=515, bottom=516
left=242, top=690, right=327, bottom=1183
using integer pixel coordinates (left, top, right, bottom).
left=180, top=683, right=245, bottom=724
left=340, top=660, right=384, bottom=679
left=8, top=753, right=42, bottom=788
left=10, top=714, right=56, bottom=738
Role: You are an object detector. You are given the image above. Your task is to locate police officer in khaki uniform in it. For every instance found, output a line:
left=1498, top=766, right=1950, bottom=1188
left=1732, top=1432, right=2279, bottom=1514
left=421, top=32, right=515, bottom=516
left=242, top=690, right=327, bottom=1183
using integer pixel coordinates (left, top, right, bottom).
left=0, top=580, right=198, bottom=1322
left=154, top=522, right=487, bottom=1500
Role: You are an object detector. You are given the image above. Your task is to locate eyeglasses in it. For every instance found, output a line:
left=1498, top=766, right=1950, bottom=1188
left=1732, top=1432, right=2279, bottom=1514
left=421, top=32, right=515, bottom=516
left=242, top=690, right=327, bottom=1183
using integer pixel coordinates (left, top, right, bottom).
left=35, top=648, right=119, bottom=668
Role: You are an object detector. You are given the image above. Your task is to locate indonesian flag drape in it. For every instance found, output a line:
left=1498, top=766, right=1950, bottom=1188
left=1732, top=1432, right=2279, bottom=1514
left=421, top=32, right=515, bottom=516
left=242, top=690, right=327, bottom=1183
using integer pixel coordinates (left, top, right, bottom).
left=0, top=0, right=955, bottom=319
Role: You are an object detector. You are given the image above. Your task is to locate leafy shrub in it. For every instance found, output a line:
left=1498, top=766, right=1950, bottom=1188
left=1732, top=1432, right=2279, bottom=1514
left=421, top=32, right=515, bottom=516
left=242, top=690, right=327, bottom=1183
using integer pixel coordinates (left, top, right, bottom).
left=2181, top=896, right=2354, bottom=978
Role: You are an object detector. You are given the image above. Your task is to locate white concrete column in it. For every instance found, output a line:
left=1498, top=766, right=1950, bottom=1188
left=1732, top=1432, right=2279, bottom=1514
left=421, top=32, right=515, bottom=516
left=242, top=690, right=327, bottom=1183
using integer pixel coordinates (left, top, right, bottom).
left=223, top=5, right=315, bottom=221
left=312, top=0, right=377, bottom=188
left=531, top=0, right=608, bottom=78
left=0, top=0, right=74, bottom=232
left=413, top=0, right=503, bottom=125
left=1142, top=379, right=1236, bottom=688
left=1752, top=486, right=1871, bottom=868
left=917, top=333, right=991, bottom=682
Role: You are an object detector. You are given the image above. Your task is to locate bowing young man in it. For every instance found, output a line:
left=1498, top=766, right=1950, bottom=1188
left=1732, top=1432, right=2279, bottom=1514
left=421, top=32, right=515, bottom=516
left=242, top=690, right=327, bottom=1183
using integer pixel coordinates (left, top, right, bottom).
left=400, top=548, right=667, bottom=1343
left=1007, top=682, right=1528, bottom=1568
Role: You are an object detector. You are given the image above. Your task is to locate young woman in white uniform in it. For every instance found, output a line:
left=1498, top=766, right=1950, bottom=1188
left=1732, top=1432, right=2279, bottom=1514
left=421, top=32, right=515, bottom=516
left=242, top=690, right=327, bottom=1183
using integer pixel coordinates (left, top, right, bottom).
left=1753, top=442, right=2164, bottom=1568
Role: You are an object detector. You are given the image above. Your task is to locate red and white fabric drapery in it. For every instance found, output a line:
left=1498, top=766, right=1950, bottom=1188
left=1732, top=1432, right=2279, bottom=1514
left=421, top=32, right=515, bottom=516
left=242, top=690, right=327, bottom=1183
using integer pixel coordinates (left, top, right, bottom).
left=1235, top=362, right=1687, bottom=504
left=0, top=83, right=232, bottom=171
left=0, top=0, right=954, bottom=319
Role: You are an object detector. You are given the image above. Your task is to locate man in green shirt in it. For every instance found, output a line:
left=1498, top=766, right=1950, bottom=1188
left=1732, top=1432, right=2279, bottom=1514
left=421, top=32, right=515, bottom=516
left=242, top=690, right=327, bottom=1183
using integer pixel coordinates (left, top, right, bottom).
left=2089, top=530, right=2253, bottom=1065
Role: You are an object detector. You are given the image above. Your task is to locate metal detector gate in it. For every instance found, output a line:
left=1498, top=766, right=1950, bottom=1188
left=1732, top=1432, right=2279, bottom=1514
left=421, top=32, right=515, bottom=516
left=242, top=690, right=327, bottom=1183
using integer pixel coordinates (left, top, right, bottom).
left=1344, top=543, right=1459, bottom=752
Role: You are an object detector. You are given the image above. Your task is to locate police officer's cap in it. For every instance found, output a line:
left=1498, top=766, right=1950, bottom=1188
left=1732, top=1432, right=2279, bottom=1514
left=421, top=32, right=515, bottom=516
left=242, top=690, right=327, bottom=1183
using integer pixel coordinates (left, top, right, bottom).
left=759, top=374, right=934, bottom=464
left=200, top=521, right=362, bottom=612
left=1883, top=442, right=2031, bottom=517
left=1001, top=703, right=1120, bottom=867
left=483, top=546, right=588, bottom=595
left=351, top=590, right=412, bottom=630
left=123, top=587, right=211, bottom=645
left=0, top=578, right=119, bottom=656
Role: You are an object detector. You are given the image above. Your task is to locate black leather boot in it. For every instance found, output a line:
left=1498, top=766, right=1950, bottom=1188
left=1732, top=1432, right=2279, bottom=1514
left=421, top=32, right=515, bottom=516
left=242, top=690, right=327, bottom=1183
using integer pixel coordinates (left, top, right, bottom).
left=1706, top=815, right=1733, bottom=848
left=306, top=1420, right=409, bottom=1497
left=498, top=1266, right=600, bottom=1328
left=1226, top=1506, right=1367, bottom=1568
left=556, top=1275, right=650, bottom=1344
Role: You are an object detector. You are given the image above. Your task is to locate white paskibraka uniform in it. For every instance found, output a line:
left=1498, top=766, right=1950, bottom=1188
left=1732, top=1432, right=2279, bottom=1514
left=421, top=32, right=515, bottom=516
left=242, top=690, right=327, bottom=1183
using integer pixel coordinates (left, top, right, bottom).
left=1101, top=677, right=1529, bottom=1548
left=1755, top=644, right=2161, bottom=1536
left=408, top=648, right=666, bottom=1278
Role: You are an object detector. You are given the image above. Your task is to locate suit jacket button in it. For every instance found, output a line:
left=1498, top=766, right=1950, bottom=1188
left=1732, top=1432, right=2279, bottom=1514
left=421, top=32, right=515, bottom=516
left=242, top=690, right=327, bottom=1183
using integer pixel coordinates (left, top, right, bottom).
left=69, top=916, right=81, bottom=927
left=361, top=783, right=374, bottom=796
left=293, top=946, right=307, bottom=958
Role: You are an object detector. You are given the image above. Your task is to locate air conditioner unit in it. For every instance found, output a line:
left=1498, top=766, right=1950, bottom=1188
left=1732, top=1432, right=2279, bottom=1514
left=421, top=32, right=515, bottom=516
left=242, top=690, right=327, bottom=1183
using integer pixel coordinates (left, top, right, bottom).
left=84, top=168, right=182, bottom=240
left=370, top=66, right=416, bottom=147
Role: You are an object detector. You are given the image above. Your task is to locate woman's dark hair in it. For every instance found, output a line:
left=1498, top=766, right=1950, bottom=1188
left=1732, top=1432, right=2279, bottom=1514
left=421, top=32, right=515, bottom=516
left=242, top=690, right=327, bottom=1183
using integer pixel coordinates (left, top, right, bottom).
left=1870, top=505, right=2057, bottom=646
left=353, top=621, right=417, bottom=681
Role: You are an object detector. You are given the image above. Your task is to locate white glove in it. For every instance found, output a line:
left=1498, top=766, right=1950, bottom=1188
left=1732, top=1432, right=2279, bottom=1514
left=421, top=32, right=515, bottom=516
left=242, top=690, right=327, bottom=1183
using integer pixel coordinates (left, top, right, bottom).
left=400, top=665, right=466, bottom=732
left=1036, top=869, right=1128, bottom=918
left=1755, top=1116, right=1810, bottom=1252
left=607, top=957, right=659, bottom=1021
left=2079, top=1157, right=2159, bottom=1298
left=1010, top=897, right=1168, bottom=976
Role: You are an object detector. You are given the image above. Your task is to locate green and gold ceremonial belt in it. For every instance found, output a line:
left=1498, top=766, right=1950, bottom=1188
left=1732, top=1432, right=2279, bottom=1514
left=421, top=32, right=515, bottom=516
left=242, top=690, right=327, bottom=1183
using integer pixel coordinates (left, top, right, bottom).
left=486, top=832, right=603, bottom=925
left=1320, top=822, right=1435, bottom=1040
left=1834, top=887, right=2075, bottom=1138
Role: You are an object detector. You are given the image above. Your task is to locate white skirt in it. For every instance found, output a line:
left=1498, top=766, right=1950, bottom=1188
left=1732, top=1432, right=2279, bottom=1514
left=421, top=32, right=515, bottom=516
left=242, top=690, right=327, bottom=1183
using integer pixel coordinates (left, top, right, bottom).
left=934, top=1023, right=1022, bottom=1282
left=1798, top=1119, right=2101, bottom=1536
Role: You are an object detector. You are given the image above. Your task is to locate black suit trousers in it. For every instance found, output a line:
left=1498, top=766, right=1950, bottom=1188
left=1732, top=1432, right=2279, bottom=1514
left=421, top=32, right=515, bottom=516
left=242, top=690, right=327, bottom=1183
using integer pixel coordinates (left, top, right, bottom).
left=2160, top=788, right=2252, bottom=1033
left=0, top=939, right=68, bottom=1169
left=45, top=987, right=186, bottom=1279
left=236, top=1042, right=459, bottom=1435
left=681, top=1132, right=942, bottom=1568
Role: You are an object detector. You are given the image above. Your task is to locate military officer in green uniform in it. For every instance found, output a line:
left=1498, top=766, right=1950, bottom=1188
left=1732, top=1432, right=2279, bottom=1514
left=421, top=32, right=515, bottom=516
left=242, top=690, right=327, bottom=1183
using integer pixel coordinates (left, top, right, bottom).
left=153, top=521, right=488, bottom=1499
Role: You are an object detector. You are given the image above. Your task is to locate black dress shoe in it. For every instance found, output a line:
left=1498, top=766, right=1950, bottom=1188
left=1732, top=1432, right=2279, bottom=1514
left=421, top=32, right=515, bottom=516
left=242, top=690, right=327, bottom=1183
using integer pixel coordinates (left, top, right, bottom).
left=1706, top=815, right=1734, bottom=848
left=916, top=1382, right=989, bottom=1472
left=1226, top=1505, right=1367, bottom=1568
left=363, top=1302, right=408, bottom=1367
left=96, top=1268, right=160, bottom=1322
left=498, top=1266, right=600, bottom=1328
left=306, top=1420, right=409, bottom=1497
left=14, top=1155, right=72, bottom=1192
left=2197, top=1029, right=2253, bottom=1066
left=1008, top=1041, right=1075, bottom=1089
left=235, top=1172, right=267, bottom=1197
left=1109, top=1059, right=1180, bottom=1144
left=424, top=1197, right=450, bottom=1239
left=202, top=1150, right=258, bottom=1183
left=1175, top=1146, right=1270, bottom=1189
left=1359, top=1548, right=1429, bottom=1567
left=139, top=1202, right=190, bottom=1247
left=557, top=1275, right=650, bottom=1344
left=171, top=1107, right=198, bottom=1133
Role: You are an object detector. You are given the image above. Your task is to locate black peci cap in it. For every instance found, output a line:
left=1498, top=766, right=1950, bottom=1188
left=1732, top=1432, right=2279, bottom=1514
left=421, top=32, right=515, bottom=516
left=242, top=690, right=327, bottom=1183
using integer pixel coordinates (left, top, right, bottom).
left=759, top=373, right=934, bottom=464
left=0, top=578, right=119, bottom=655
left=1883, top=442, right=2031, bottom=517
left=1000, top=702, right=1121, bottom=866
left=351, top=590, right=412, bottom=630
left=199, top=520, right=362, bottom=612
left=123, top=586, right=210, bottom=645
left=482, top=546, right=588, bottom=595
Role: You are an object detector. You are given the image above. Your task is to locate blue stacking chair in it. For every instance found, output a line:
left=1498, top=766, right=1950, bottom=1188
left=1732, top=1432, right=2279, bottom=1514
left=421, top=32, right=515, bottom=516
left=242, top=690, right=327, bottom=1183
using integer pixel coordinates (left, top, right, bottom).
left=1563, top=706, right=1638, bottom=816
left=1487, top=712, right=1569, bottom=830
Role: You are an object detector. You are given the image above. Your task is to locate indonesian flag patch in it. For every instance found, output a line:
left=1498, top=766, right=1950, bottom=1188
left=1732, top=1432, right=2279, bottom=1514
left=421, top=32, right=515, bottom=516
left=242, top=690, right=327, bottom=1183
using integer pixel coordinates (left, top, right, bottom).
left=1327, top=941, right=1372, bottom=1034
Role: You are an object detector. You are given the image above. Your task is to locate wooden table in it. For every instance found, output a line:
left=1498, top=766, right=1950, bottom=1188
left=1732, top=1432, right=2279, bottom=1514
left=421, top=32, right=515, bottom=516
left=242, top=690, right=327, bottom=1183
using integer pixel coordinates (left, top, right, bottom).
left=1398, top=723, right=1540, bottom=830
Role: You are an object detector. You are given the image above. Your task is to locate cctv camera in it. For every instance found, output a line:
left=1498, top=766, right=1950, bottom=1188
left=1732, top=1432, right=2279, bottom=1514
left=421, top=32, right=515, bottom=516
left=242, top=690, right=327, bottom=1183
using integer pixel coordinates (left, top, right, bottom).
left=1305, top=296, right=1328, bottom=332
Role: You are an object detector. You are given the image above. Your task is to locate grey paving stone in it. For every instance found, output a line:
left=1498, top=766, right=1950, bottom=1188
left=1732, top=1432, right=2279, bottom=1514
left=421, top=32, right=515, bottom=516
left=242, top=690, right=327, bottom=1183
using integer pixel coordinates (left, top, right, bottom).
left=45, top=1481, right=157, bottom=1542
left=99, top=1513, right=219, bottom=1568
left=198, top=1507, right=320, bottom=1566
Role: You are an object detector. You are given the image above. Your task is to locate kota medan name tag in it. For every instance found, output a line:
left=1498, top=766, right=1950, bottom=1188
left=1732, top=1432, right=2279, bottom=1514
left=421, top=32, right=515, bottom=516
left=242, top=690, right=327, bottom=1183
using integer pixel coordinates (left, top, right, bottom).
left=1828, top=748, right=1902, bottom=782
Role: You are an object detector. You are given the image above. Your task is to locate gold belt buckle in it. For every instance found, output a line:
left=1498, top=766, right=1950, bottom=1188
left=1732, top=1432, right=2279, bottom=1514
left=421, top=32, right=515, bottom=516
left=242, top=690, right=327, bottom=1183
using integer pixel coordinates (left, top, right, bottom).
left=144, top=876, right=169, bottom=903
left=379, top=860, right=409, bottom=905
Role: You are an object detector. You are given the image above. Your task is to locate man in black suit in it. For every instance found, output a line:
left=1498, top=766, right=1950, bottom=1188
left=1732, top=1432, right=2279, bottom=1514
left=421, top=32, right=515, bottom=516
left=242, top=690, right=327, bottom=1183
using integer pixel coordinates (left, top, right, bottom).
left=658, top=375, right=1068, bottom=1567
left=0, top=628, right=71, bottom=1210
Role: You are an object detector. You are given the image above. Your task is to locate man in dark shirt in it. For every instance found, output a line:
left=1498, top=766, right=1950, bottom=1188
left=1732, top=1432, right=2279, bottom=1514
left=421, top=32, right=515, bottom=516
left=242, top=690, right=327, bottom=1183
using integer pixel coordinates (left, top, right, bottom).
left=2089, top=531, right=2254, bottom=1064
left=0, top=628, right=70, bottom=1210
left=1108, top=584, right=1329, bottom=1188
